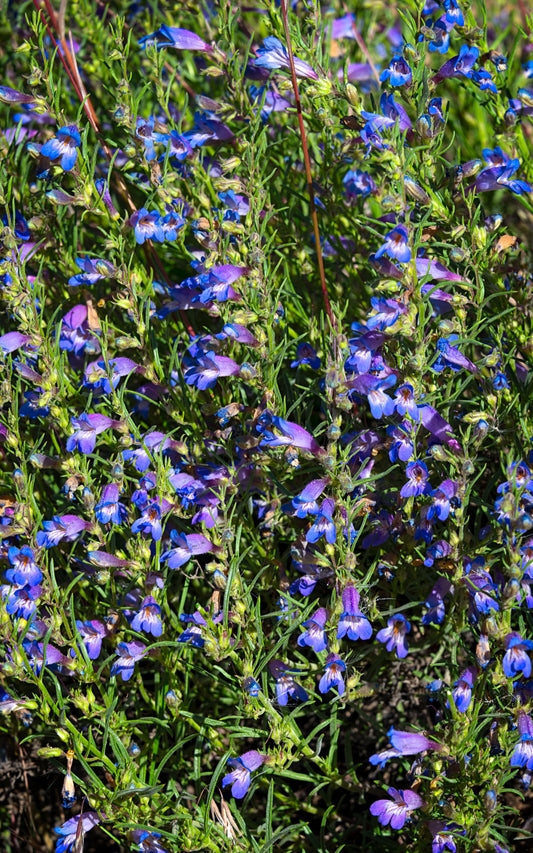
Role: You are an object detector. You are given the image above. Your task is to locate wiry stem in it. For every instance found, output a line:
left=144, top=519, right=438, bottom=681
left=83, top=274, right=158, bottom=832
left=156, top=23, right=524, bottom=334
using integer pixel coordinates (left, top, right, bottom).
left=31, top=0, right=196, bottom=337
left=279, top=0, right=334, bottom=329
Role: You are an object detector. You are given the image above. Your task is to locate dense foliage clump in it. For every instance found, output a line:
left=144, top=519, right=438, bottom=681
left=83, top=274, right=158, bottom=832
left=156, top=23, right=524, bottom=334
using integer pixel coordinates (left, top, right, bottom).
left=2, top=1, right=533, bottom=851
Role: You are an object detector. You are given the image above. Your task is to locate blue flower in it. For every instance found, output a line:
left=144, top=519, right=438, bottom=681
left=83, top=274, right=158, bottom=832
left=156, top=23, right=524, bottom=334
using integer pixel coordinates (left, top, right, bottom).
left=376, top=614, right=410, bottom=658
left=111, top=640, right=147, bottom=681
left=55, top=811, right=100, bottom=852
left=319, top=654, right=346, bottom=695
left=222, top=750, right=266, bottom=799
left=380, top=55, right=412, bottom=86
left=374, top=225, right=411, bottom=263
left=41, top=125, right=80, bottom=171
left=400, top=460, right=431, bottom=498
left=290, top=342, right=321, bottom=369
left=254, top=36, right=318, bottom=80
left=337, top=586, right=372, bottom=641
left=130, top=208, right=165, bottom=244
left=269, top=659, right=308, bottom=705
left=94, top=483, right=127, bottom=525
left=7, top=546, right=42, bottom=586
left=297, top=607, right=328, bottom=652
left=306, top=498, right=336, bottom=544
left=448, top=665, right=477, bottom=712
left=370, top=787, right=424, bottom=829
left=131, top=595, right=163, bottom=637
left=503, top=632, right=533, bottom=678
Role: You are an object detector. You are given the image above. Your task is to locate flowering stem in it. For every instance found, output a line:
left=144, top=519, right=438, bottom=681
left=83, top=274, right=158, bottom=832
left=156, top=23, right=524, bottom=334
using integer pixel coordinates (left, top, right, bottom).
left=279, top=0, right=334, bottom=329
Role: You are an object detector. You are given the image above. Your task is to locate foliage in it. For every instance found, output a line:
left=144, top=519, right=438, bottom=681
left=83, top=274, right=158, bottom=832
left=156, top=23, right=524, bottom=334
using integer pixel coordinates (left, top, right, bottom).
left=1, top=1, right=533, bottom=851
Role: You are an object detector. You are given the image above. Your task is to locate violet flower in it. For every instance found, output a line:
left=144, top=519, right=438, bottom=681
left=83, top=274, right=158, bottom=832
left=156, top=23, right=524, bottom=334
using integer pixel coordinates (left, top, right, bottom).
left=66, top=413, right=117, bottom=454
left=319, top=654, right=346, bottom=695
left=55, top=812, right=100, bottom=853
left=370, top=787, right=424, bottom=829
left=40, top=125, right=80, bottom=171
left=160, top=531, right=215, bottom=569
left=111, top=640, right=147, bottom=681
left=376, top=614, right=410, bottom=658
left=503, top=632, right=533, bottom=678
left=254, top=36, right=318, bottom=80
left=510, top=712, right=533, bottom=769
left=400, top=460, right=431, bottom=498
left=374, top=225, right=411, bottom=263
left=337, top=586, right=372, bottom=641
left=222, top=750, right=266, bottom=799
left=131, top=596, right=163, bottom=637
left=139, top=26, right=213, bottom=53
left=36, top=514, right=91, bottom=548
left=269, top=660, right=308, bottom=705
left=297, top=607, right=328, bottom=652
left=449, top=665, right=477, bottom=712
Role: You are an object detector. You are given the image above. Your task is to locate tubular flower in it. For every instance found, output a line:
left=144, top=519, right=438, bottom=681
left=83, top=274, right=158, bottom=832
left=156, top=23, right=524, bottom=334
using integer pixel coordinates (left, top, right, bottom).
left=370, top=787, right=424, bottom=829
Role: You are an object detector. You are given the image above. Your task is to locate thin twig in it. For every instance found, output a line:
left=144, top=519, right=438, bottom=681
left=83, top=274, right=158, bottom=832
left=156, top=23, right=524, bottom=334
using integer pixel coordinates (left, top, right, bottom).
left=279, top=0, right=334, bottom=328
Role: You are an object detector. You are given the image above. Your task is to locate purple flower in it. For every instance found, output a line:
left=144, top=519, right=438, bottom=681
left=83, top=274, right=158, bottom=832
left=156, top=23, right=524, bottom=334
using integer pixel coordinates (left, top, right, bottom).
left=400, top=460, right=431, bottom=498
left=7, top=546, right=42, bottom=586
left=393, top=384, right=420, bottom=422
left=131, top=595, right=163, bottom=637
left=36, top=514, right=91, bottom=548
left=433, top=45, right=480, bottom=83
left=269, top=659, right=308, bottom=705
left=111, top=640, right=147, bottom=681
left=3, top=583, right=41, bottom=619
left=319, top=654, right=346, bottom=695
left=428, top=821, right=465, bottom=853
left=422, top=578, right=452, bottom=626
left=75, top=620, right=107, bottom=660
left=388, top=422, right=414, bottom=463
left=41, top=125, right=80, bottom=171
left=428, top=480, right=458, bottom=522
left=380, top=55, right=412, bottom=86
left=291, top=342, right=321, bottom=369
left=22, top=640, right=70, bottom=675
left=254, top=36, right=318, bottom=80
left=66, top=413, right=116, bottom=454
left=449, top=665, right=477, bottom=712
left=178, top=610, right=222, bottom=647
left=140, top=26, right=213, bottom=53
left=68, top=256, right=115, bottom=287
left=511, top=712, right=533, bottom=769
left=222, top=750, right=266, bottom=799
left=298, top=607, right=328, bottom=652
left=0, top=332, right=30, bottom=354
left=289, top=478, right=329, bottom=518
left=375, top=225, right=411, bottom=263
left=184, top=351, right=240, bottom=390
left=55, top=811, right=100, bottom=853
left=376, top=614, right=410, bottom=658
left=306, top=498, right=336, bottom=544
left=370, top=787, right=424, bottom=829
left=131, top=830, right=168, bottom=853
left=131, top=500, right=170, bottom=541
left=95, top=483, right=128, bottom=525
left=343, top=168, right=376, bottom=200
left=259, top=414, right=323, bottom=456
left=337, top=586, right=372, bottom=641
left=130, top=208, right=164, bottom=244
left=160, top=531, right=215, bottom=569
left=503, top=632, right=533, bottom=679
left=370, top=728, right=442, bottom=766
left=366, top=374, right=397, bottom=419
left=432, top=335, right=477, bottom=373
left=367, top=297, right=405, bottom=330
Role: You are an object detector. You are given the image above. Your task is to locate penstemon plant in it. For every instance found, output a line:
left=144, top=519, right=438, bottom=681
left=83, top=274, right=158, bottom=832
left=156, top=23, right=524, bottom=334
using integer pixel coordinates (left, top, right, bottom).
left=1, top=1, right=533, bottom=852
